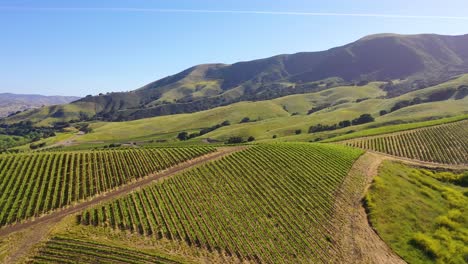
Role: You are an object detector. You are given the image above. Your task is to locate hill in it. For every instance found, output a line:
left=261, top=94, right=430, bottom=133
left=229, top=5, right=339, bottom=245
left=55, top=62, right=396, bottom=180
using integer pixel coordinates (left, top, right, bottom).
left=0, top=93, right=80, bottom=118
left=5, top=33, right=468, bottom=124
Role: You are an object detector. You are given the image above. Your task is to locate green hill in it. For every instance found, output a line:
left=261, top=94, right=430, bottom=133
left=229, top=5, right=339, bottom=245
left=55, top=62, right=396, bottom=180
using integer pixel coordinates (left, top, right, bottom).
left=5, top=33, right=468, bottom=125
left=62, top=74, right=468, bottom=146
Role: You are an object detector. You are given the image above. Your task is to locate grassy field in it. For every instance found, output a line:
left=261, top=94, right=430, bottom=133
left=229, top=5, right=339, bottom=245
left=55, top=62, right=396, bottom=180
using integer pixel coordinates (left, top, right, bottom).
left=365, top=161, right=468, bottom=264
left=6, top=75, right=465, bottom=150
left=341, top=119, right=468, bottom=165
left=0, top=147, right=214, bottom=227
left=75, top=143, right=362, bottom=263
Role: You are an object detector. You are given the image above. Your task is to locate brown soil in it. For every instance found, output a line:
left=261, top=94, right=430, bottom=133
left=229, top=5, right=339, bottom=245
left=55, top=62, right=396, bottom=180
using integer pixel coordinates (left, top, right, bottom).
left=331, top=152, right=406, bottom=264
left=0, top=146, right=246, bottom=263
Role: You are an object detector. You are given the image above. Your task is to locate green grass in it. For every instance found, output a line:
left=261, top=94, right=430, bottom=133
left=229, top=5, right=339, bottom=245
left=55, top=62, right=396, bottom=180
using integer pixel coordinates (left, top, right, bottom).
left=365, top=161, right=468, bottom=264
left=9, top=74, right=467, bottom=149
left=79, top=143, right=363, bottom=263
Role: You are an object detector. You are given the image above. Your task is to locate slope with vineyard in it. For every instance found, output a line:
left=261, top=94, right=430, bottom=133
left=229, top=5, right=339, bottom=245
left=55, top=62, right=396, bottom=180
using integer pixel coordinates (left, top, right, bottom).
left=341, top=119, right=468, bottom=165
left=0, top=147, right=214, bottom=228
left=24, top=143, right=363, bottom=263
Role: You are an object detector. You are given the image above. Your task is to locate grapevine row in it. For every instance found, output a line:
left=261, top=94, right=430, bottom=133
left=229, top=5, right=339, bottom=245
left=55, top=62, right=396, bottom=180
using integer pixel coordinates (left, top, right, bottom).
left=342, top=120, right=468, bottom=165
left=0, top=147, right=215, bottom=227
left=79, top=143, right=362, bottom=263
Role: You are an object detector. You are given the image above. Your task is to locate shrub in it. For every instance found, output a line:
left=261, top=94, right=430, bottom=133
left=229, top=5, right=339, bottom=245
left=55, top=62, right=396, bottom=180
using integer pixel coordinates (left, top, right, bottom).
left=379, top=110, right=388, bottom=116
left=226, top=137, right=244, bottom=144
left=351, top=114, right=374, bottom=125
left=295, top=129, right=302, bottom=135
left=247, top=136, right=255, bottom=142
left=177, top=132, right=188, bottom=141
left=410, top=233, right=441, bottom=259
left=240, top=117, right=251, bottom=123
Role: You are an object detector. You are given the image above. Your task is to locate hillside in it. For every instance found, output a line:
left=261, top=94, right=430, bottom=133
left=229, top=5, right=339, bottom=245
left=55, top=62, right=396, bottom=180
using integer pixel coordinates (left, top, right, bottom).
left=0, top=93, right=80, bottom=118
left=60, top=74, right=467, bottom=146
left=6, top=33, right=468, bottom=124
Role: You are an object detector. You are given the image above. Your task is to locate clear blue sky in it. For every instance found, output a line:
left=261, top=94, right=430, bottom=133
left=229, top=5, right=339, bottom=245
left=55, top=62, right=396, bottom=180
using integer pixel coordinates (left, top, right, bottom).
left=1, top=0, right=467, bottom=96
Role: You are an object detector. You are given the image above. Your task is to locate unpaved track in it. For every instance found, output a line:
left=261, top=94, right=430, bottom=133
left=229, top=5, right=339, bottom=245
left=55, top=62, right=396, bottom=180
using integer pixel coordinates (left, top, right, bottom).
left=332, top=152, right=406, bottom=264
left=0, top=147, right=245, bottom=237
left=366, top=150, right=468, bottom=170
left=332, top=150, right=461, bottom=264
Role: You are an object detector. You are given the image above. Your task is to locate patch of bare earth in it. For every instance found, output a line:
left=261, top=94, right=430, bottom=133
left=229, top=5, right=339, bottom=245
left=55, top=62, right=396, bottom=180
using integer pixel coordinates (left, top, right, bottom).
left=330, top=152, right=406, bottom=264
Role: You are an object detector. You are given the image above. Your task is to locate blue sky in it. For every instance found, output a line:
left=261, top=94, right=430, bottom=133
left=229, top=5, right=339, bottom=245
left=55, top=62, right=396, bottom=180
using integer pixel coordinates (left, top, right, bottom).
left=1, top=0, right=468, bottom=96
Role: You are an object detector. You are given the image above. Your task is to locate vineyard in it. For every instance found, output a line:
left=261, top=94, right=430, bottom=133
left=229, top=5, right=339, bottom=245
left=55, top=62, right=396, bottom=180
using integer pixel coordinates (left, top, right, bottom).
left=342, top=120, right=468, bottom=165
left=0, top=147, right=214, bottom=227
left=79, top=143, right=363, bottom=263
left=29, top=236, right=182, bottom=264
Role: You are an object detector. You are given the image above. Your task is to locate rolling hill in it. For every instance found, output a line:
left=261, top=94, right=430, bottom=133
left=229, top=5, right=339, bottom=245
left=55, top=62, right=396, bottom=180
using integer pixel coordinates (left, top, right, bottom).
left=5, top=33, right=468, bottom=125
left=0, top=93, right=80, bottom=118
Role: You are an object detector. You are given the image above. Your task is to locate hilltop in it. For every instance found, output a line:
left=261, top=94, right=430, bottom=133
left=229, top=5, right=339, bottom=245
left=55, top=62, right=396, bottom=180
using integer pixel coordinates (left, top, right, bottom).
left=0, top=93, right=80, bottom=118
left=5, top=33, right=468, bottom=125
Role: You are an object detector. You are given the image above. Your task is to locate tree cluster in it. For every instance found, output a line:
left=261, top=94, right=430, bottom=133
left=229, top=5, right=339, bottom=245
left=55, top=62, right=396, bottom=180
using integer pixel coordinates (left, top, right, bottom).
left=308, top=114, right=374, bottom=134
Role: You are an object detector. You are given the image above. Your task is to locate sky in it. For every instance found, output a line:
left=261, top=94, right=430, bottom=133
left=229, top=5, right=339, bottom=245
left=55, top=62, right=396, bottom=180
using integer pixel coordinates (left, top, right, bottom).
left=1, top=0, right=468, bottom=96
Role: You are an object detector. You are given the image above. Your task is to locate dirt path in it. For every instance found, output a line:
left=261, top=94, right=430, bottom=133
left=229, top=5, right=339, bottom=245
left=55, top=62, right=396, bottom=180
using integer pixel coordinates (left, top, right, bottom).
left=366, top=150, right=467, bottom=170
left=332, top=152, right=406, bottom=264
left=0, top=146, right=246, bottom=263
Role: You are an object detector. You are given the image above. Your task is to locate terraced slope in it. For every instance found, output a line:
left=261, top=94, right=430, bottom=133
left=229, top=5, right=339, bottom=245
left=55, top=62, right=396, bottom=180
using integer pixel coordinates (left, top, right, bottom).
left=342, top=120, right=468, bottom=165
left=0, top=147, right=214, bottom=227
left=79, top=143, right=363, bottom=263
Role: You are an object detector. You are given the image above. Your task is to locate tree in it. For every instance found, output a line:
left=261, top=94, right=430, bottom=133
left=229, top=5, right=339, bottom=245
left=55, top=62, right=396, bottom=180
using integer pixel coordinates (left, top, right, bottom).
left=177, top=132, right=188, bottom=141
left=272, top=135, right=277, bottom=139
left=351, top=114, right=375, bottom=125
left=240, top=117, right=251, bottom=123
left=338, top=120, right=351, bottom=128
left=221, top=120, right=231, bottom=126
left=379, top=110, right=388, bottom=116
left=227, top=137, right=243, bottom=144
left=247, top=136, right=255, bottom=142
left=295, top=129, right=302, bottom=135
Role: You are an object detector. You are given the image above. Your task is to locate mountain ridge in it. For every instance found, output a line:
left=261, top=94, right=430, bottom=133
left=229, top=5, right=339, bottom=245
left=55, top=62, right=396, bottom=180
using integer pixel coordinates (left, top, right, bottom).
left=5, top=33, right=468, bottom=124
left=0, top=93, right=81, bottom=118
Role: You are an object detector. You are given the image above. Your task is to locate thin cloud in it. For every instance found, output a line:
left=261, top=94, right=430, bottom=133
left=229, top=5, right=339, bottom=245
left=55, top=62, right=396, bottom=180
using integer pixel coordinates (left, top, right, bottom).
left=1, top=7, right=468, bottom=20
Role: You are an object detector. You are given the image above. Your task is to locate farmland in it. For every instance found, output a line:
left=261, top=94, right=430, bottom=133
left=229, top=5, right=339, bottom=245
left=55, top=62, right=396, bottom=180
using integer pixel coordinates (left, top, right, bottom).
left=76, top=143, right=363, bottom=263
left=0, top=147, right=214, bottom=227
left=365, top=161, right=468, bottom=264
left=342, top=120, right=468, bottom=165
left=29, top=236, right=184, bottom=264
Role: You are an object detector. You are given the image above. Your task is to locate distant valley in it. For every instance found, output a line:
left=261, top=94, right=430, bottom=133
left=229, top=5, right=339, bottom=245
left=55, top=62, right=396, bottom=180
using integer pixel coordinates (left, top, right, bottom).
left=0, top=93, right=80, bottom=117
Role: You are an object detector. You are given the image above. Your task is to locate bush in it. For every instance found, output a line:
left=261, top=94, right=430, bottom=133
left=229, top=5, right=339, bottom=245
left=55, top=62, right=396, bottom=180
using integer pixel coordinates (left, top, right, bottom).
left=351, top=114, right=374, bottom=125
left=226, top=137, right=244, bottom=144
left=410, top=233, right=441, bottom=259
left=240, top=117, right=251, bottom=123
left=177, top=132, right=188, bottom=141
left=295, top=129, right=302, bottom=135
left=379, top=110, right=388, bottom=116
left=247, top=136, right=255, bottom=142
left=338, top=120, right=351, bottom=128
left=272, top=135, right=277, bottom=139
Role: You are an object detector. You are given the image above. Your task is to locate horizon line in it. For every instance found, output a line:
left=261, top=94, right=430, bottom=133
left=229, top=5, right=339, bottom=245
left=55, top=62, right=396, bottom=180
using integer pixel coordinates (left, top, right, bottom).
left=1, top=7, right=468, bottom=20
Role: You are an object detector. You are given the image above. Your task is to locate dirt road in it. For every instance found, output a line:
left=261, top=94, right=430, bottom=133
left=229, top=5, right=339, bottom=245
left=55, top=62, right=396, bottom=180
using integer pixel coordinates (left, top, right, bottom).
left=332, top=152, right=406, bottom=264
